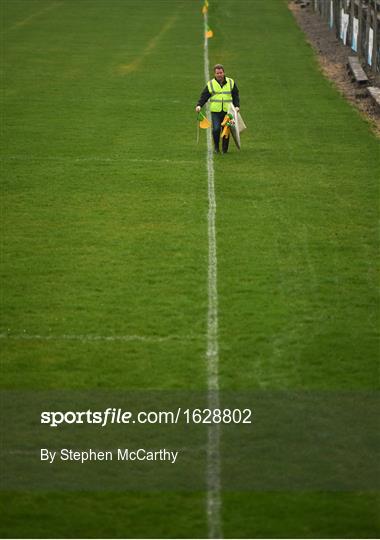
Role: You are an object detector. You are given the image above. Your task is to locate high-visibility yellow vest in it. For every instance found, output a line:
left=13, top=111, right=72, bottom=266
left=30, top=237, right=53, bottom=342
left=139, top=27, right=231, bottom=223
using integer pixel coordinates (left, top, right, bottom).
left=207, top=77, right=234, bottom=112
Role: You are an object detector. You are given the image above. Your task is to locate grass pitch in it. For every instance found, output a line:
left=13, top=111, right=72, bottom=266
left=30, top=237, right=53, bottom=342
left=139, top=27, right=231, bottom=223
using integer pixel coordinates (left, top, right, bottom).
left=1, top=0, right=379, bottom=537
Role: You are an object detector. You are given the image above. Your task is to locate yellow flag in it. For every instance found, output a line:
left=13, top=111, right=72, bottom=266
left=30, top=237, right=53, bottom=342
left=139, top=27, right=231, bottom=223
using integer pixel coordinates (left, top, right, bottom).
left=205, top=0, right=209, bottom=6
left=206, top=28, right=213, bottom=38
left=202, top=4, right=208, bottom=14
left=199, top=117, right=211, bottom=129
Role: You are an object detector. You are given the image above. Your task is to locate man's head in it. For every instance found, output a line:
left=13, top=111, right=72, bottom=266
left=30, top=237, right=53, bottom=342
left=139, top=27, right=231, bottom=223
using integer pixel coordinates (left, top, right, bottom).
left=213, top=64, right=225, bottom=83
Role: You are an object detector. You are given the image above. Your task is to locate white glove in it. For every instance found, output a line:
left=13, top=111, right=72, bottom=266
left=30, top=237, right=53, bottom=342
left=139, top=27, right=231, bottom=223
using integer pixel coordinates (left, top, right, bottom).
left=195, top=105, right=201, bottom=113
left=235, top=107, right=240, bottom=113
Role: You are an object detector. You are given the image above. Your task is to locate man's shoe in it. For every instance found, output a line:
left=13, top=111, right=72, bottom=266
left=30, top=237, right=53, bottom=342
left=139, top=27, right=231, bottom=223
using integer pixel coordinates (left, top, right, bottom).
left=214, top=148, right=220, bottom=154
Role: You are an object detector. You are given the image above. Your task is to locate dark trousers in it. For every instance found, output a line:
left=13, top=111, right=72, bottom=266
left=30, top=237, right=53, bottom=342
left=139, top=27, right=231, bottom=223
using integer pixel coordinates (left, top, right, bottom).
left=211, top=111, right=229, bottom=153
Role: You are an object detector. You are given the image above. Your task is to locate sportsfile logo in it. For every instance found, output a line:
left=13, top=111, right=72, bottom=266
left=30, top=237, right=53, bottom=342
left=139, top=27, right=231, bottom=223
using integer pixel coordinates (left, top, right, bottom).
left=40, top=408, right=182, bottom=427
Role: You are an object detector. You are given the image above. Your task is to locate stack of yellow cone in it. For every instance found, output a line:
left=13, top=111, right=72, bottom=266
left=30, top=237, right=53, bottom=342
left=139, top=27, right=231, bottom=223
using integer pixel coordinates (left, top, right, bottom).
left=221, top=113, right=234, bottom=139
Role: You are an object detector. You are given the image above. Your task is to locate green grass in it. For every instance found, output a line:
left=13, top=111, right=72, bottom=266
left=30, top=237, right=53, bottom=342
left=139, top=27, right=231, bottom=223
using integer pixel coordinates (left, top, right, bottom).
left=1, top=0, right=379, bottom=537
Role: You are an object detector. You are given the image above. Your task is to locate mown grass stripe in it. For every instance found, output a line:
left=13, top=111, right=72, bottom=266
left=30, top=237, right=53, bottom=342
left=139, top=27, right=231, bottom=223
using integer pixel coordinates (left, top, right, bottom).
left=7, top=1, right=62, bottom=31
left=0, top=155, right=197, bottom=164
left=0, top=333, right=201, bottom=343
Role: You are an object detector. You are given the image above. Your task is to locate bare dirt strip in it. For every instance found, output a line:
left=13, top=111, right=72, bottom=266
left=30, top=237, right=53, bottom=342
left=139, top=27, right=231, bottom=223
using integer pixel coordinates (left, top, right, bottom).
left=289, top=1, right=380, bottom=136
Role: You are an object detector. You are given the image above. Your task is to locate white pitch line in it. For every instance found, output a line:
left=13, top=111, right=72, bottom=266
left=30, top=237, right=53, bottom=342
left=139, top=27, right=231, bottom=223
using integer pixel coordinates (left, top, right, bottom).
left=203, top=11, right=223, bottom=540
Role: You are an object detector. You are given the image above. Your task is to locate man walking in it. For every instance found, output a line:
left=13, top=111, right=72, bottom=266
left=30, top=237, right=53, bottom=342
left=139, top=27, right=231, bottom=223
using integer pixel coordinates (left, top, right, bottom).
left=195, top=64, right=240, bottom=154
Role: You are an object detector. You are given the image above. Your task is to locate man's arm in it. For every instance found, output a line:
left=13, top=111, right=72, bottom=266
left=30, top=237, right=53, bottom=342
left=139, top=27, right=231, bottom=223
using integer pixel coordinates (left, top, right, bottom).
left=195, top=85, right=211, bottom=112
left=232, top=83, right=240, bottom=109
